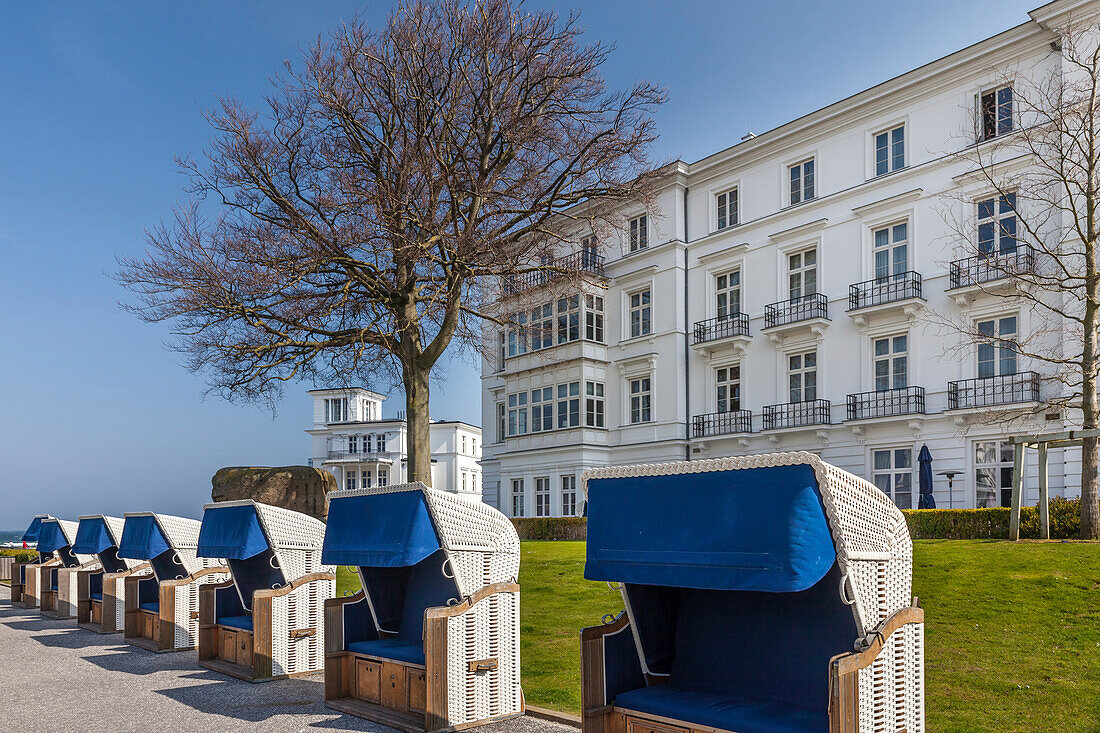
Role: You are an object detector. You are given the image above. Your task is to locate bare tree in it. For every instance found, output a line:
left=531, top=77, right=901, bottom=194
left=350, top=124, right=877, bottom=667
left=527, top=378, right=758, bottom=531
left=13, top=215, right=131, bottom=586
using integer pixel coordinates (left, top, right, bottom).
left=935, top=19, right=1100, bottom=538
left=117, top=0, right=666, bottom=486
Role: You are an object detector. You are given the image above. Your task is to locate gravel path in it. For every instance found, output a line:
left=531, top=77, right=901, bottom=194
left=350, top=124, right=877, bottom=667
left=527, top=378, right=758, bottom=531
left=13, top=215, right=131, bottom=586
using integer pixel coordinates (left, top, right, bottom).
left=0, top=586, right=572, bottom=733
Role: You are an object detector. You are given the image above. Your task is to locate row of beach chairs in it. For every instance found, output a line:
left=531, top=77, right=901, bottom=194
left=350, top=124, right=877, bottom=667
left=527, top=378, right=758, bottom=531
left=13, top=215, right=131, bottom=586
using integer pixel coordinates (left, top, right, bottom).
left=6, top=452, right=925, bottom=733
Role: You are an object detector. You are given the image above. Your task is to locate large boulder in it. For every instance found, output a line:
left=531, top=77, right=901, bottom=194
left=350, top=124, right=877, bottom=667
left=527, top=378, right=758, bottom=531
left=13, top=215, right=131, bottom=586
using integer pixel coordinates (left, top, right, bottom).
left=211, top=466, right=336, bottom=522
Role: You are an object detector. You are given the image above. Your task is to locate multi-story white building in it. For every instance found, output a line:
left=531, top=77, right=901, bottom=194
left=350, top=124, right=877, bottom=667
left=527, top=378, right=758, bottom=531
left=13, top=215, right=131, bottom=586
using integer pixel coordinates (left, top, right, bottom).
left=481, top=0, right=1093, bottom=518
left=307, top=388, right=483, bottom=496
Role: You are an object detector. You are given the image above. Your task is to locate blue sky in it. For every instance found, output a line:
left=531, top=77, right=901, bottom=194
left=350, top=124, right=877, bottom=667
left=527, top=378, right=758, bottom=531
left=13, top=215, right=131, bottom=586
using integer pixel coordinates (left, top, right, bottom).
left=0, top=0, right=1038, bottom=528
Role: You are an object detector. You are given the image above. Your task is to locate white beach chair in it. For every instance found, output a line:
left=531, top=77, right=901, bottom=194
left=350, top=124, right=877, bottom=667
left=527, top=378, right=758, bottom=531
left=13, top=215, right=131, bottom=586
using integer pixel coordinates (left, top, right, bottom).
left=36, top=518, right=99, bottom=619
left=72, top=515, right=152, bottom=634
left=9, top=515, right=56, bottom=608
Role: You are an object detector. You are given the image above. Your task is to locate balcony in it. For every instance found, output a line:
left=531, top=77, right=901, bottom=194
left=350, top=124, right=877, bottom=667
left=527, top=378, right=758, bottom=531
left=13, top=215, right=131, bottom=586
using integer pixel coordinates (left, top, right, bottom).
left=846, top=386, right=926, bottom=421
left=693, top=410, right=753, bottom=437
left=948, top=372, right=1040, bottom=410
left=762, top=399, right=831, bottom=430
left=323, top=451, right=393, bottom=464
left=848, top=271, right=923, bottom=312
left=949, top=245, right=1035, bottom=290
left=502, top=250, right=606, bottom=295
left=762, top=293, right=828, bottom=332
left=692, top=314, right=751, bottom=354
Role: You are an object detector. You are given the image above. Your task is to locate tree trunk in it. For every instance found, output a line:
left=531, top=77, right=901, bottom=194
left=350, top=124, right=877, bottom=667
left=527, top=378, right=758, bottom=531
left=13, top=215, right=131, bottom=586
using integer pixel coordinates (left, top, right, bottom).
left=404, top=364, right=433, bottom=488
left=1081, top=318, right=1099, bottom=539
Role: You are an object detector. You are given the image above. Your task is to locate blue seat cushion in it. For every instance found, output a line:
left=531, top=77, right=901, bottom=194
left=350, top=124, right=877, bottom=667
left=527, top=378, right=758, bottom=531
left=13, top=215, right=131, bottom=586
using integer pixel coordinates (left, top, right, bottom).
left=348, top=639, right=425, bottom=666
left=140, top=601, right=159, bottom=614
left=616, top=686, right=826, bottom=733
left=90, top=592, right=103, bottom=601
left=218, top=615, right=254, bottom=631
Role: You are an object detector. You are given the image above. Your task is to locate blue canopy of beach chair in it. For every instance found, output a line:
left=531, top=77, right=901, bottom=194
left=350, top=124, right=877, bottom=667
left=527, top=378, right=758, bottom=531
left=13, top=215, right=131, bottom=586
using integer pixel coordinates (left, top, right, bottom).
left=918, top=445, right=936, bottom=509
left=585, top=463, right=835, bottom=593
left=197, top=504, right=269, bottom=560
left=21, top=516, right=45, bottom=543
left=118, top=515, right=171, bottom=561
left=73, top=517, right=117, bottom=556
left=36, top=521, right=71, bottom=554
left=323, top=491, right=441, bottom=568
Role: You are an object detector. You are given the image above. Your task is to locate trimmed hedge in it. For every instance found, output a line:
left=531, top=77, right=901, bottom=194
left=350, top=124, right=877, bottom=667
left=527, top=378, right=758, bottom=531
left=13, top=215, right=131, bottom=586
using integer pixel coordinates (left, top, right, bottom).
left=903, top=497, right=1082, bottom=540
left=511, top=517, right=587, bottom=540
left=0, top=548, right=37, bottom=563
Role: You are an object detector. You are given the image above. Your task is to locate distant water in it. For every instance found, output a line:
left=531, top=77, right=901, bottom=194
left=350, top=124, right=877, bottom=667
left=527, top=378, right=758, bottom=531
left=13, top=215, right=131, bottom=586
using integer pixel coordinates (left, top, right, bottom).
left=0, top=531, right=24, bottom=545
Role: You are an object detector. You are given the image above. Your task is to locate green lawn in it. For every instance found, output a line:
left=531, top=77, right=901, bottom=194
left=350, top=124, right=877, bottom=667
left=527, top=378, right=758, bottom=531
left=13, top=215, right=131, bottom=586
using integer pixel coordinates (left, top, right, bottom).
left=337, top=539, right=1100, bottom=731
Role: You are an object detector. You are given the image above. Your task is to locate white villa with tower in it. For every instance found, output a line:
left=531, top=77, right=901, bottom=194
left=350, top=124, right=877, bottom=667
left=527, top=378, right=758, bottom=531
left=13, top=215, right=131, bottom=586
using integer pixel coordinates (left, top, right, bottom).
left=306, top=387, right=483, bottom=496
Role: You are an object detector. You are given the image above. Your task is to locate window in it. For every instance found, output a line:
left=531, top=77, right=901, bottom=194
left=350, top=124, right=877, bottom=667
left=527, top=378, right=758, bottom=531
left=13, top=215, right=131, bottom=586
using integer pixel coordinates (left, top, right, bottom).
left=581, top=234, right=598, bottom=262
left=788, top=249, right=817, bottom=300
left=507, top=392, right=528, bottom=436
left=377, top=434, right=387, bottom=451
left=789, top=159, right=815, bottom=205
left=788, top=351, right=817, bottom=402
left=977, top=316, right=1018, bottom=378
left=873, top=448, right=913, bottom=510
left=873, top=335, right=908, bottom=391
left=461, top=435, right=467, bottom=454
left=362, top=469, right=373, bottom=488
left=507, top=313, right=528, bottom=357
left=874, top=126, right=905, bottom=176
left=530, top=387, right=554, bottom=432
left=497, top=330, right=505, bottom=370
left=629, top=289, right=652, bottom=338
left=325, top=397, right=348, bottom=423
left=471, top=438, right=477, bottom=454
left=873, top=222, right=908, bottom=279
left=557, top=381, right=580, bottom=428
left=585, top=294, right=605, bottom=342
left=716, top=269, right=741, bottom=318
left=629, top=214, right=648, bottom=252
left=977, top=194, right=1017, bottom=256
left=530, top=303, right=554, bottom=350
left=378, top=468, right=388, bottom=486
left=716, top=365, right=741, bottom=413
left=345, top=470, right=357, bottom=491
left=717, top=188, right=739, bottom=229
left=629, top=377, right=652, bottom=423
left=348, top=435, right=358, bottom=454
left=561, top=475, right=577, bottom=517
left=511, top=479, right=525, bottom=517
left=497, top=402, right=506, bottom=442
left=585, top=381, right=605, bottom=428
left=980, top=85, right=1013, bottom=140
left=461, top=471, right=467, bottom=492
left=557, top=296, right=580, bottom=344
left=975, top=440, right=1014, bottom=508
left=535, top=477, right=551, bottom=517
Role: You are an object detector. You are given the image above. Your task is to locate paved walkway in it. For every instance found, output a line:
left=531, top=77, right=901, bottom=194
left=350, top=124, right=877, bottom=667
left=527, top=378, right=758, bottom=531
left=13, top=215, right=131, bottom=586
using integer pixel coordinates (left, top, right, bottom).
left=0, top=586, right=571, bottom=733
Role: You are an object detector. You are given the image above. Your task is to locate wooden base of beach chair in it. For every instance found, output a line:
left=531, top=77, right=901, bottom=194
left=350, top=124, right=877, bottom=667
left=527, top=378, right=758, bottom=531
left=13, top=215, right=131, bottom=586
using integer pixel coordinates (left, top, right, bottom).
left=10, top=581, right=25, bottom=605
left=197, top=622, right=267, bottom=682
left=324, top=651, right=430, bottom=731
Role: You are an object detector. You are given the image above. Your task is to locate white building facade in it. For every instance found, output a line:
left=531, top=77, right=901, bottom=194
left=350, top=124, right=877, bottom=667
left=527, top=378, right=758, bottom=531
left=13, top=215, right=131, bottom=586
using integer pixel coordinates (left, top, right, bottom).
left=481, top=0, right=1093, bottom=517
left=307, top=388, right=483, bottom=496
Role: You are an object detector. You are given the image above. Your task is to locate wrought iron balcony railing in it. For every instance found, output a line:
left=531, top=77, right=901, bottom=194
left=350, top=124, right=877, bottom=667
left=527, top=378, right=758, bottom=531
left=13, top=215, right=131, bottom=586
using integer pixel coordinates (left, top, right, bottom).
left=949, top=245, right=1035, bottom=289
left=502, top=250, right=606, bottom=295
left=325, top=450, right=392, bottom=462
left=846, top=386, right=926, bottom=421
left=947, top=371, right=1040, bottom=410
left=761, top=399, right=831, bottom=430
left=693, top=313, right=750, bottom=344
left=692, top=410, right=753, bottom=437
left=763, top=292, right=828, bottom=329
left=848, top=271, right=922, bottom=311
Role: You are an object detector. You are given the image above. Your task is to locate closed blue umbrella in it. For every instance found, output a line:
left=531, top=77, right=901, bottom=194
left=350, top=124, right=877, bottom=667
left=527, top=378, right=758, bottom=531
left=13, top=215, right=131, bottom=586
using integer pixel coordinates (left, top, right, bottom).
left=918, top=444, right=936, bottom=509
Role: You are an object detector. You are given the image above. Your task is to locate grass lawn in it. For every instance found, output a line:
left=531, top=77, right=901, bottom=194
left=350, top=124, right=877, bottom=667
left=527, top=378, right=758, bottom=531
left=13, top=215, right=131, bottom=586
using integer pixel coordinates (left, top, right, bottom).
left=338, top=539, right=1100, bottom=731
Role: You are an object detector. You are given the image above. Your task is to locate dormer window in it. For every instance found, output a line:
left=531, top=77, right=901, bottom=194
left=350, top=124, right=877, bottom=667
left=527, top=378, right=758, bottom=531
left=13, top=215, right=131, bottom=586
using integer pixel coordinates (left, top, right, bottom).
left=325, top=397, right=348, bottom=423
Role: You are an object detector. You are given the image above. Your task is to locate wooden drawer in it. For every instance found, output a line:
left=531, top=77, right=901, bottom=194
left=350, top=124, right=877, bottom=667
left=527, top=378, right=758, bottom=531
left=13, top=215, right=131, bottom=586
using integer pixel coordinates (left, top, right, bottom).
left=624, top=715, right=689, bottom=733
left=219, top=629, right=238, bottom=663
left=406, top=667, right=426, bottom=713
left=236, top=631, right=253, bottom=668
left=143, top=611, right=155, bottom=639
left=90, top=601, right=102, bottom=625
left=381, top=661, right=406, bottom=711
left=355, top=658, right=381, bottom=703
left=153, top=615, right=161, bottom=643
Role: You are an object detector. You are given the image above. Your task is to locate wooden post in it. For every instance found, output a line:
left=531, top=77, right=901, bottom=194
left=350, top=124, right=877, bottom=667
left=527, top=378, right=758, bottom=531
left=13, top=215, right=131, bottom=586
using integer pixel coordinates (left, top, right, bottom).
left=1009, top=442, right=1025, bottom=542
left=1038, top=442, right=1050, bottom=540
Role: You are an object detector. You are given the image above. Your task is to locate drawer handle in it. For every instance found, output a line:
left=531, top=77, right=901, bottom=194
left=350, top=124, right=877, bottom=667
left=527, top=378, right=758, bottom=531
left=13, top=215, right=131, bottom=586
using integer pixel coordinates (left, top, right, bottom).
left=467, top=658, right=499, bottom=673
left=289, top=628, right=316, bottom=639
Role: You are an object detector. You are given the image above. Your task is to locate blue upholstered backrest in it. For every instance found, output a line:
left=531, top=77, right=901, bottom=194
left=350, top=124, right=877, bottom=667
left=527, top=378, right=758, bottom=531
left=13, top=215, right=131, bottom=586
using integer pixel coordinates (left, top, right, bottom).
left=149, top=550, right=185, bottom=583
left=228, top=549, right=286, bottom=611
left=398, top=549, right=460, bottom=641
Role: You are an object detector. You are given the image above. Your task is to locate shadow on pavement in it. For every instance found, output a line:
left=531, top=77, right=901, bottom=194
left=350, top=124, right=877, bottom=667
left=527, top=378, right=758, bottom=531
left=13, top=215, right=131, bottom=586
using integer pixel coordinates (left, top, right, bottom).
left=32, top=629, right=122, bottom=649
left=154, top=677, right=335, bottom=724
left=83, top=649, right=211, bottom=676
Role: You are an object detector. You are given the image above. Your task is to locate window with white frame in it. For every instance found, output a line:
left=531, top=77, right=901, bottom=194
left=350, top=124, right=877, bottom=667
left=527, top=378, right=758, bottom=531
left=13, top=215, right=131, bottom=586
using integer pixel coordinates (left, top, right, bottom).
left=362, top=469, right=373, bottom=488
left=716, top=188, right=739, bottom=230
left=789, top=159, right=815, bottom=205
left=557, top=295, right=580, bottom=344
left=557, top=381, right=580, bottom=428
left=975, top=440, right=1013, bottom=508
left=977, top=194, right=1018, bottom=256
left=716, top=365, right=741, bottom=413
left=788, top=249, right=817, bottom=300
left=497, top=402, right=506, bottom=442
left=530, top=387, right=554, bottom=432
left=472, top=438, right=477, bottom=454
left=977, top=316, right=1018, bottom=378
left=873, top=448, right=913, bottom=510
left=561, top=475, right=577, bottom=517
left=629, top=214, right=648, bottom=252
left=581, top=234, right=598, bottom=263
left=530, top=303, right=555, bottom=350
left=345, top=470, right=357, bottom=491
left=348, top=435, right=359, bottom=454
left=788, top=351, right=817, bottom=402
left=585, top=381, right=605, bottom=428
left=378, top=468, right=388, bottom=486
left=461, top=435, right=467, bottom=454
left=507, top=312, right=528, bottom=357
left=535, top=476, right=551, bottom=517
left=497, top=330, right=505, bottom=369
left=629, top=288, right=652, bottom=338
left=874, top=125, right=905, bottom=176
left=507, top=392, right=528, bottom=436
left=716, top=269, right=741, bottom=318
left=461, top=471, right=468, bottom=492
left=325, top=397, right=349, bottom=423
left=585, top=294, right=605, bottom=342
left=873, top=335, right=908, bottom=391
left=873, top=222, right=908, bottom=279
left=979, top=85, right=1013, bottom=140
left=629, top=377, right=652, bottom=423
left=511, top=478, right=525, bottom=517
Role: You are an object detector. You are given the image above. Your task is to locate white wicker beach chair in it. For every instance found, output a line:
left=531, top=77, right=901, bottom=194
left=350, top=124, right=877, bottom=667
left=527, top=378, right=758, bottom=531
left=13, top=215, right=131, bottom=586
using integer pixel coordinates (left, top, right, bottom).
left=36, top=518, right=100, bottom=619
left=580, top=451, right=924, bottom=733
left=118, top=512, right=230, bottom=652
left=196, top=500, right=335, bottom=681
left=322, top=483, right=522, bottom=732
left=71, top=515, right=152, bottom=634
left=9, top=515, right=56, bottom=609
